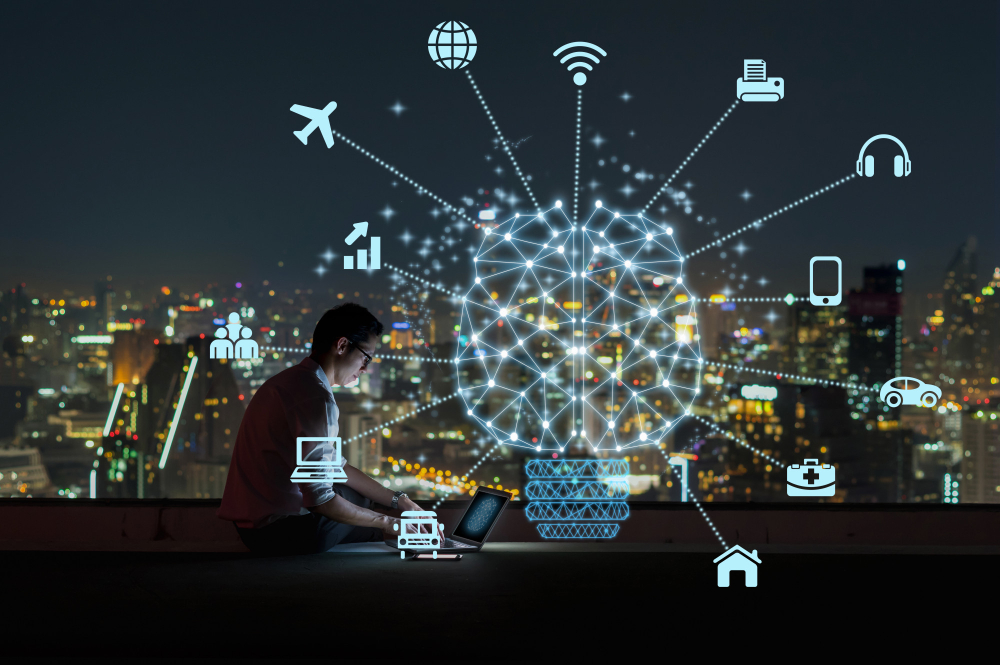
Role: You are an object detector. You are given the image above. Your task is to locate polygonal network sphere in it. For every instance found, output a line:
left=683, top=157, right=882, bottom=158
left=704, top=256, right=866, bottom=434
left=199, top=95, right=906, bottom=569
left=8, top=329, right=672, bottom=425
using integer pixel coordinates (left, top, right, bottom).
left=455, top=201, right=703, bottom=453
left=427, top=21, right=477, bottom=70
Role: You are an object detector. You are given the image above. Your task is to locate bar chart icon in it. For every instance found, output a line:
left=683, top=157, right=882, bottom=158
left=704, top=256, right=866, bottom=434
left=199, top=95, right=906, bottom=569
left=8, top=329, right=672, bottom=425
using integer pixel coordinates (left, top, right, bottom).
left=342, top=222, right=380, bottom=270
left=344, top=237, right=380, bottom=270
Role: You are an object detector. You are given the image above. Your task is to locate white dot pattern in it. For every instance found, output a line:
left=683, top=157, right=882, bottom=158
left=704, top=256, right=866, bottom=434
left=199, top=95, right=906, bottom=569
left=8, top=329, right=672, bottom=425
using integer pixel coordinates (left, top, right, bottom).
left=327, top=128, right=473, bottom=224
left=465, top=69, right=541, bottom=213
left=641, top=100, right=740, bottom=214
left=686, top=174, right=857, bottom=258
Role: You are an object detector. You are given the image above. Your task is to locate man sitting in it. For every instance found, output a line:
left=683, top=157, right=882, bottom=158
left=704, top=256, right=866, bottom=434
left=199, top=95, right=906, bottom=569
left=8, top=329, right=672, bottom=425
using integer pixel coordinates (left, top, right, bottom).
left=217, top=302, right=422, bottom=554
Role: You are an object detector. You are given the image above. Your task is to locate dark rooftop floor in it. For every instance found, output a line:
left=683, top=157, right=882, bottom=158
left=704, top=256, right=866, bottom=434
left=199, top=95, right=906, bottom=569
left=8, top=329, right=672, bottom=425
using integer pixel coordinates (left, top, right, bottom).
left=5, top=542, right=997, bottom=658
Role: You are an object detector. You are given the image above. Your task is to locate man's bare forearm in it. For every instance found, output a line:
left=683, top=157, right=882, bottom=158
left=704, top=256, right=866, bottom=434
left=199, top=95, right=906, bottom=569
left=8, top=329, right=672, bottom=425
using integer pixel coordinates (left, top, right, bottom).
left=308, top=494, right=396, bottom=531
left=343, top=463, right=397, bottom=506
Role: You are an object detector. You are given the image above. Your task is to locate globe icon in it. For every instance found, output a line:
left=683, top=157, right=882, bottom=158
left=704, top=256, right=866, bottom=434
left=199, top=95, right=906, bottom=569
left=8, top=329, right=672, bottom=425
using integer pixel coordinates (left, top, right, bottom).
left=427, top=21, right=477, bottom=70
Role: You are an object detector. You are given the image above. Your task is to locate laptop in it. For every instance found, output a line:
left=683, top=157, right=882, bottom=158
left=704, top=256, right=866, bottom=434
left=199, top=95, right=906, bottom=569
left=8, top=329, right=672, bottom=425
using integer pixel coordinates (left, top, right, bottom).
left=388, top=486, right=512, bottom=554
left=290, top=436, right=348, bottom=482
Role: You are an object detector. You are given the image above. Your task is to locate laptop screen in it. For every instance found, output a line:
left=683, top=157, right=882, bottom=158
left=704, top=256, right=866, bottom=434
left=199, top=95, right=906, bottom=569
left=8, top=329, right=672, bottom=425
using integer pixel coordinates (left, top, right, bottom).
left=452, top=489, right=508, bottom=543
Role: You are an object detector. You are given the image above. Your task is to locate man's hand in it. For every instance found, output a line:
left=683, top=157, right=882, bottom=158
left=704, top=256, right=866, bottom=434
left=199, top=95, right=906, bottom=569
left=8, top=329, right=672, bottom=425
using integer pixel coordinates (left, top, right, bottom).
left=378, top=515, right=401, bottom=538
left=397, top=495, right=422, bottom=513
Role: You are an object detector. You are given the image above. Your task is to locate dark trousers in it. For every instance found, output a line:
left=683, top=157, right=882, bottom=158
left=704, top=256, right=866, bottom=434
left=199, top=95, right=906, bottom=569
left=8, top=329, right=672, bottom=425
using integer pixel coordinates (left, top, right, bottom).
left=235, top=485, right=383, bottom=555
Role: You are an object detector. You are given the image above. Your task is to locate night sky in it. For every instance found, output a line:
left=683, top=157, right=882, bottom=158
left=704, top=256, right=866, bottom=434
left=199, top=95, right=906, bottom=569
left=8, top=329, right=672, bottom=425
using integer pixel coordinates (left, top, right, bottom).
left=0, top=1, right=996, bottom=305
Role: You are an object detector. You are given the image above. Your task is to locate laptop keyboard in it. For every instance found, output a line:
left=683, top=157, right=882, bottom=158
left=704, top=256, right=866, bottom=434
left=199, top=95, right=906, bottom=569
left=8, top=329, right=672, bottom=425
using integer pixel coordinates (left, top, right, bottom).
left=443, top=539, right=475, bottom=549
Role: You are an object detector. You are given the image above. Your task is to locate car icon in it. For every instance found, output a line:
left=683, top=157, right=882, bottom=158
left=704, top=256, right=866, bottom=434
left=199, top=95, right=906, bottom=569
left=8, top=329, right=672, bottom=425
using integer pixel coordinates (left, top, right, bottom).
left=879, top=377, right=941, bottom=408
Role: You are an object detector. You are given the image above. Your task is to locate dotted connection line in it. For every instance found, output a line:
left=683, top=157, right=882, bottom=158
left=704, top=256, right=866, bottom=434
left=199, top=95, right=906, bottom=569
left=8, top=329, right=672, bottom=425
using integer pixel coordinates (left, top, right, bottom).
left=641, top=100, right=740, bottom=214
left=692, top=414, right=785, bottom=469
left=686, top=173, right=857, bottom=258
left=707, top=360, right=875, bottom=393
left=385, top=262, right=461, bottom=298
left=345, top=391, right=460, bottom=444
left=259, top=348, right=453, bottom=366
left=573, top=89, right=583, bottom=223
left=465, top=69, right=541, bottom=213
left=260, top=347, right=468, bottom=361
left=376, top=354, right=453, bottom=364
left=655, top=446, right=727, bottom=549
left=261, top=344, right=452, bottom=367
left=328, top=128, right=473, bottom=224
left=430, top=440, right=503, bottom=511
left=694, top=296, right=801, bottom=304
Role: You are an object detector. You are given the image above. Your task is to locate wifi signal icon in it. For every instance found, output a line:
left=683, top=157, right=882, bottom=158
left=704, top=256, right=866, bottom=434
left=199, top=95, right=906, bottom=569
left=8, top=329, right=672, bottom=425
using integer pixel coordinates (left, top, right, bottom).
left=553, top=42, right=608, bottom=86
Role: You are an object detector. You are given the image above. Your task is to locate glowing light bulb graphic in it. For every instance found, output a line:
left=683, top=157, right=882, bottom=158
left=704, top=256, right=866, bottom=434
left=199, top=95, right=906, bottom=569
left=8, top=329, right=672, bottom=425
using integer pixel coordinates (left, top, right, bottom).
left=456, top=202, right=702, bottom=538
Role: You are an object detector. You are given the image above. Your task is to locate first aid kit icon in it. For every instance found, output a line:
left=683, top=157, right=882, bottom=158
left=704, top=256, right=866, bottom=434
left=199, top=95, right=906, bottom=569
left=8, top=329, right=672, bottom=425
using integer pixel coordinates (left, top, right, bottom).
left=786, top=459, right=836, bottom=497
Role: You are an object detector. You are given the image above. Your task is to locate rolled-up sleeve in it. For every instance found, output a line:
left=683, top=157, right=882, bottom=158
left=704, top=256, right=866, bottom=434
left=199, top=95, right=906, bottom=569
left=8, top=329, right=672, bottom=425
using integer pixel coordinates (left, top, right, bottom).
left=290, top=394, right=339, bottom=509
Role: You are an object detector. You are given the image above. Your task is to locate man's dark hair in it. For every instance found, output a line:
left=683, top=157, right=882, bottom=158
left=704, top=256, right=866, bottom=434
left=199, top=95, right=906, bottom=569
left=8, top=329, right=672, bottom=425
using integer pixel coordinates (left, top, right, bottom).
left=309, top=303, right=384, bottom=357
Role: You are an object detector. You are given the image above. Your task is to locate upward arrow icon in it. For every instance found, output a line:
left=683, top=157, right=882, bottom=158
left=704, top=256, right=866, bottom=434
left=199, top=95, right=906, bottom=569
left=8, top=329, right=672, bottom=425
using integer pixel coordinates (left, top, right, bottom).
left=345, top=222, right=369, bottom=245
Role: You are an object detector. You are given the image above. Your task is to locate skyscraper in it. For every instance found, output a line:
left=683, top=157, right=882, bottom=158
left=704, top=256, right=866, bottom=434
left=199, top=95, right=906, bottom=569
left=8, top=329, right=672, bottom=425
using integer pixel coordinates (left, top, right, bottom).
left=848, top=263, right=904, bottom=392
left=94, top=278, right=116, bottom=334
left=959, top=409, right=1000, bottom=503
left=941, top=237, right=978, bottom=376
left=782, top=298, right=849, bottom=381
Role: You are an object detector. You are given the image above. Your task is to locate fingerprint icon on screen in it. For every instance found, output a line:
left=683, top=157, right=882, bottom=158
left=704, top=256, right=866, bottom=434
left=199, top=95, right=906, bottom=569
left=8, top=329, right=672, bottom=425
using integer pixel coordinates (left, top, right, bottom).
left=464, top=495, right=500, bottom=538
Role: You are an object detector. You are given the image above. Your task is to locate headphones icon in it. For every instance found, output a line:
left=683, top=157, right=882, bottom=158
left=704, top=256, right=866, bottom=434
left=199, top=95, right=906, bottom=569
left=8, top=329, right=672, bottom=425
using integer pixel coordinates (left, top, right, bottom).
left=856, top=134, right=911, bottom=177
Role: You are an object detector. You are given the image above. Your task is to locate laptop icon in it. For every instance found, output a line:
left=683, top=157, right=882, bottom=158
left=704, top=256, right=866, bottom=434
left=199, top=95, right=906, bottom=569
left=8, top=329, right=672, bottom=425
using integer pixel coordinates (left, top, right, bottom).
left=290, top=436, right=348, bottom=483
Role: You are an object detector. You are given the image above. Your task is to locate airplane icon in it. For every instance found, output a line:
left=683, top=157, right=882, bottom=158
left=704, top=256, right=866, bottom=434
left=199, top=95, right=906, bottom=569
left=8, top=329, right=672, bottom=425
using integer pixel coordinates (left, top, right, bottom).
left=290, top=101, right=337, bottom=148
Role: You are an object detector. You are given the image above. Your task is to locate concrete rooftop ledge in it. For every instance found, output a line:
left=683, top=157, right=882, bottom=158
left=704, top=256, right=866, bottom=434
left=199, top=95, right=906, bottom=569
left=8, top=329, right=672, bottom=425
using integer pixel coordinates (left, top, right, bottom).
left=2, top=498, right=999, bottom=552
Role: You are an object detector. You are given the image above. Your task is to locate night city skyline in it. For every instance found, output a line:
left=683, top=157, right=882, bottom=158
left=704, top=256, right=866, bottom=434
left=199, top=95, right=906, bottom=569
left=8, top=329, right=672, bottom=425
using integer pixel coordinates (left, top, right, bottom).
left=4, top=6, right=1000, bottom=659
left=1, top=2, right=998, bottom=508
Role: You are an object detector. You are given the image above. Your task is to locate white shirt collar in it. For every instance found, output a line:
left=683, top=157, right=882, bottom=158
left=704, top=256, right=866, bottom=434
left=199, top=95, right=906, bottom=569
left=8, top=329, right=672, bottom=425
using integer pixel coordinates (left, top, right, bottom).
left=300, top=356, right=333, bottom=391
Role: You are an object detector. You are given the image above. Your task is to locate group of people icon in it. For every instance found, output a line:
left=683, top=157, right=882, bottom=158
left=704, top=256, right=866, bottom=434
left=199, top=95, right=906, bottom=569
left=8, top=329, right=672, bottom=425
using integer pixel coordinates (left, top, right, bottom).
left=210, top=312, right=259, bottom=360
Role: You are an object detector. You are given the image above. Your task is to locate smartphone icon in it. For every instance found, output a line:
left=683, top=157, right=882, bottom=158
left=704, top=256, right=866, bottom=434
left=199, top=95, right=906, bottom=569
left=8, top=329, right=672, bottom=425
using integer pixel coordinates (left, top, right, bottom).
left=809, top=256, right=842, bottom=306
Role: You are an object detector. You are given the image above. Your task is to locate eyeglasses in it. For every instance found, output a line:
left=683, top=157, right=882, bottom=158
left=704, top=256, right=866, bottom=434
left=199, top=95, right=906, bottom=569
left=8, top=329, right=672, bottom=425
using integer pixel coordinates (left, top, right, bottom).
left=351, top=342, right=373, bottom=369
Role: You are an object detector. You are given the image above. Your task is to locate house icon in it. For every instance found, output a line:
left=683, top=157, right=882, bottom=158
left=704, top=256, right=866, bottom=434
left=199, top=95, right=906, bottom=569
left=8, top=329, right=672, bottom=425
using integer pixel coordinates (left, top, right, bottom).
left=713, top=545, right=762, bottom=587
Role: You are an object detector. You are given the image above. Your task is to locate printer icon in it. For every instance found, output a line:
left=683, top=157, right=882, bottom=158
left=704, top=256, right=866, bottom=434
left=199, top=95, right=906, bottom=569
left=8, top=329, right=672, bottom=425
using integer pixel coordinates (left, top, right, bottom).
left=737, top=59, right=784, bottom=102
left=786, top=459, right=835, bottom=497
